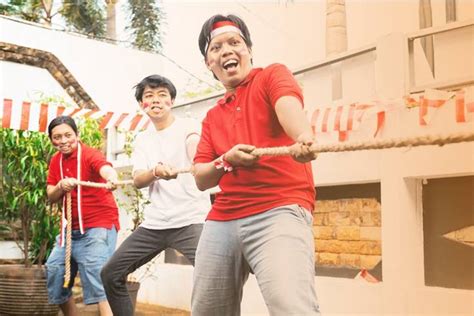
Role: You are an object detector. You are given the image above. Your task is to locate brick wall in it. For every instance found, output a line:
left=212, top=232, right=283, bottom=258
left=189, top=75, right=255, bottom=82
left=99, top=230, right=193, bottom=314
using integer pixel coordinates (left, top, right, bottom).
left=313, top=198, right=382, bottom=270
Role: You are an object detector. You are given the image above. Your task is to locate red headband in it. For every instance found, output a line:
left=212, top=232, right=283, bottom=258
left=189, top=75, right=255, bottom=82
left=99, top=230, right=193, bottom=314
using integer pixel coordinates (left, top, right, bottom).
left=210, top=21, right=244, bottom=38
left=205, top=20, right=245, bottom=52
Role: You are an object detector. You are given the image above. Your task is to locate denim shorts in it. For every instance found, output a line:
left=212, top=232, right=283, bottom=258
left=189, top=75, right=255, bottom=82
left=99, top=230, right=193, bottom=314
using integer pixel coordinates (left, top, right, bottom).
left=45, top=226, right=117, bottom=305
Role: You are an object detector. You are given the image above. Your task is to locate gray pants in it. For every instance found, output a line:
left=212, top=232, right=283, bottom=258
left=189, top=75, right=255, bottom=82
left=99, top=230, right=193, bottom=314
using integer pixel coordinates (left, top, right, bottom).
left=192, top=204, right=320, bottom=316
left=101, top=224, right=203, bottom=316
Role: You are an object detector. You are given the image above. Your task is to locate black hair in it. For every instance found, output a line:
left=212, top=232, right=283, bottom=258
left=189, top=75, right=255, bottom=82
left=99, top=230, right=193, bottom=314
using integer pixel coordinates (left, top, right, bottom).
left=48, top=115, right=78, bottom=139
left=134, top=75, right=177, bottom=102
left=198, top=14, right=253, bottom=57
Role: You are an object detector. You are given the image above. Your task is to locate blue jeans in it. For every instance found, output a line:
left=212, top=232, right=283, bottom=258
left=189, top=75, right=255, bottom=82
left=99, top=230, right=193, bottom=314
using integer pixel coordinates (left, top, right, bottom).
left=46, top=226, right=117, bottom=305
left=192, top=204, right=320, bottom=316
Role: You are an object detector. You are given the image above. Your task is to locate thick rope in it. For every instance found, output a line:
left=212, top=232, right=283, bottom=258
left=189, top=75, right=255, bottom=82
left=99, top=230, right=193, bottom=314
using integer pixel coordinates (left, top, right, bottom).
left=61, top=131, right=474, bottom=287
left=74, top=179, right=134, bottom=188
left=71, top=169, right=190, bottom=188
left=63, top=192, right=72, bottom=288
left=250, top=131, right=474, bottom=157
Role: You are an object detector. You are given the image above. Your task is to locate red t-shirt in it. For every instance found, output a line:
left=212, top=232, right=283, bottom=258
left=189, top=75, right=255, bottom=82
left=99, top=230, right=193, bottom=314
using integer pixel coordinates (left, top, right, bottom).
left=47, top=143, right=120, bottom=230
left=195, top=63, right=315, bottom=221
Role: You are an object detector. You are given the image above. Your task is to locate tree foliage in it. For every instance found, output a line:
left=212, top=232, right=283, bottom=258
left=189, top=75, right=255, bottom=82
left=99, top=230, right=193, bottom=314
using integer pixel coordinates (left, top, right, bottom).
left=1, top=0, right=165, bottom=51
left=0, top=0, right=43, bottom=23
left=77, top=117, right=104, bottom=151
left=60, top=0, right=106, bottom=37
left=126, top=0, right=165, bottom=52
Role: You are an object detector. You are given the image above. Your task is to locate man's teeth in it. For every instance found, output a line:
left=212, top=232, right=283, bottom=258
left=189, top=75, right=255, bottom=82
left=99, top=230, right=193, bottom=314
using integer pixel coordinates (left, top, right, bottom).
left=223, top=60, right=238, bottom=69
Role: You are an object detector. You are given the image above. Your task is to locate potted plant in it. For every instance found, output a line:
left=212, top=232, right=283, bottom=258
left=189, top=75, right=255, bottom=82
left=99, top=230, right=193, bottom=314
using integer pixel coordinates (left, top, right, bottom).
left=0, top=127, right=59, bottom=315
left=0, top=114, right=104, bottom=315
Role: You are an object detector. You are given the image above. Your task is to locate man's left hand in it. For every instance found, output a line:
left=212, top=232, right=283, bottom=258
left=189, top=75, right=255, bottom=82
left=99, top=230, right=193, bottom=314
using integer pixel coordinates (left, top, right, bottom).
left=105, top=176, right=119, bottom=191
left=291, top=132, right=318, bottom=163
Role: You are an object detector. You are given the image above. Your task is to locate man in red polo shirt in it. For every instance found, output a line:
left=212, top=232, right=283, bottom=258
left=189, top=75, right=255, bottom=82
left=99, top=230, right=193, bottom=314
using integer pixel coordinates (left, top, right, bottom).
left=46, top=116, right=119, bottom=316
left=192, top=14, right=320, bottom=315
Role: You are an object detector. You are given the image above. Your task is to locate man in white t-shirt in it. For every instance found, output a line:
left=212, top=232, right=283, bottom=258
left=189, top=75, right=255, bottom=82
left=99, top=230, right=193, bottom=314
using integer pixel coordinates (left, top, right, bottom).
left=101, top=75, right=211, bottom=316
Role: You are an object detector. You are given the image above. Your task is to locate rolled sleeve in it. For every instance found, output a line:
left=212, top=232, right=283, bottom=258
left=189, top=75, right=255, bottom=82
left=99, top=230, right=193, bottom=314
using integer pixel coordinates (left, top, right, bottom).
left=194, top=115, right=216, bottom=164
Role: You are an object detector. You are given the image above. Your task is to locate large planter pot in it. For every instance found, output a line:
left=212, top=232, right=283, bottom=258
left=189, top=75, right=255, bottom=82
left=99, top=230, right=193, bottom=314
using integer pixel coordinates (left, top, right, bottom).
left=0, top=264, right=59, bottom=315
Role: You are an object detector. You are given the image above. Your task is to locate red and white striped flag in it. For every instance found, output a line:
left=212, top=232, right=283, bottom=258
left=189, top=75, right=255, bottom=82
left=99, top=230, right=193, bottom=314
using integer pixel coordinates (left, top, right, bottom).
left=455, top=87, right=474, bottom=123
left=1, top=98, right=151, bottom=133
left=404, top=88, right=473, bottom=125
left=310, top=104, right=357, bottom=133
left=309, top=102, right=384, bottom=142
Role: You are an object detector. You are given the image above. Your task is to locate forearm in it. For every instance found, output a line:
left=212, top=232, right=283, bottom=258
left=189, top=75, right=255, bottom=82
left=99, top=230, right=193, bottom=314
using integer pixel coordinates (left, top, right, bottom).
left=275, top=96, right=312, bottom=141
left=194, top=144, right=258, bottom=190
left=194, top=161, right=225, bottom=191
left=99, top=165, right=118, bottom=182
left=186, top=135, right=200, bottom=161
left=47, top=184, right=64, bottom=203
left=133, top=169, right=156, bottom=189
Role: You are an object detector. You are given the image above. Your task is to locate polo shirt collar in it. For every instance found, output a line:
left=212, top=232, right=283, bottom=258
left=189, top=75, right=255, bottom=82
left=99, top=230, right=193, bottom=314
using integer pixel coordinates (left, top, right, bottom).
left=217, top=68, right=261, bottom=106
left=63, top=143, right=81, bottom=160
left=239, top=68, right=260, bottom=86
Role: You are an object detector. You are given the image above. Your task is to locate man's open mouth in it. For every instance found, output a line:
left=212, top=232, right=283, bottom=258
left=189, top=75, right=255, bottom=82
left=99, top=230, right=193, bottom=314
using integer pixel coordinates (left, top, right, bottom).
left=223, top=59, right=238, bottom=71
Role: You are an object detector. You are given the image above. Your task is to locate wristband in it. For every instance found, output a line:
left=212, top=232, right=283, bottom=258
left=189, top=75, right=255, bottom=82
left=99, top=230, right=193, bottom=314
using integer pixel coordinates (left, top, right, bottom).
left=214, top=155, right=233, bottom=172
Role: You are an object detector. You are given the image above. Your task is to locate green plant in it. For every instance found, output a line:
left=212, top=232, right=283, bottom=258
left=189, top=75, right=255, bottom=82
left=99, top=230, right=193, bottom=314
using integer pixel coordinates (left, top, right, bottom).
left=117, top=130, right=149, bottom=231
left=77, top=117, right=104, bottom=150
left=117, top=168, right=147, bottom=231
left=126, top=0, right=165, bottom=52
left=0, top=128, right=57, bottom=267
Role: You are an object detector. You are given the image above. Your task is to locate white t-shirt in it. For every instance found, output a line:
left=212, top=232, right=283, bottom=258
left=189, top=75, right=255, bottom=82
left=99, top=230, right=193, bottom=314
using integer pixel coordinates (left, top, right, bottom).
left=131, top=117, right=211, bottom=229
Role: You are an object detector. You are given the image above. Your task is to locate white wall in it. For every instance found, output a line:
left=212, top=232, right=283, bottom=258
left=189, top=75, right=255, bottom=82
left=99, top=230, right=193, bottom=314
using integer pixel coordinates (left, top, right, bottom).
left=158, top=0, right=474, bottom=97
left=0, top=241, right=23, bottom=260
left=0, top=16, right=165, bottom=114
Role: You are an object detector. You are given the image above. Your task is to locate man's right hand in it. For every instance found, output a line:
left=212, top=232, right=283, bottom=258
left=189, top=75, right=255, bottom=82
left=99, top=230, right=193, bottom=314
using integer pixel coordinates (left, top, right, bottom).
left=153, top=163, right=178, bottom=180
left=59, top=178, right=77, bottom=192
left=224, top=144, right=259, bottom=167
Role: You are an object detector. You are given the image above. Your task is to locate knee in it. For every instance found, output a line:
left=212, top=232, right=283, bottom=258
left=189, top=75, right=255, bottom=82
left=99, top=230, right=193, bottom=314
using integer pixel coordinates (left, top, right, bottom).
left=100, top=258, right=127, bottom=288
left=266, top=290, right=298, bottom=313
left=100, top=261, right=114, bottom=285
left=265, top=286, right=318, bottom=314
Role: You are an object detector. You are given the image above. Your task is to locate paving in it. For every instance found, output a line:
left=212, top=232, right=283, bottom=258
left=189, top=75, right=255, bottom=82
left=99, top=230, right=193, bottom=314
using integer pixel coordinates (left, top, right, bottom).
left=59, top=302, right=190, bottom=316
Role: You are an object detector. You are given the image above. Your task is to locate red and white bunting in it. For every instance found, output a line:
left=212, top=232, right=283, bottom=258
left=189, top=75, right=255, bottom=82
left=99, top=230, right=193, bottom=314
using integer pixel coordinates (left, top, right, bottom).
left=455, top=88, right=474, bottom=123
left=1, top=88, right=472, bottom=138
left=404, top=88, right=474, bottom=125
left=0, top=99, right=151, bottom=133
left=309, top=102, right=385, bottom=142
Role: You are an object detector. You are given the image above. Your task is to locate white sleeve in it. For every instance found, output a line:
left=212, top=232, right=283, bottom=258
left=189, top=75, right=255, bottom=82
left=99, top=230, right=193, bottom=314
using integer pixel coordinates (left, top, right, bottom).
left=184, top=118, right=201, bottom=141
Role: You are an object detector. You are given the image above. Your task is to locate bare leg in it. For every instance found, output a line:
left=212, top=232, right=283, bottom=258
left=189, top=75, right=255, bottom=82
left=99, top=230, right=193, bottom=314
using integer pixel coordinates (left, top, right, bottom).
left=59, top=297, right=78, bottom=316
left=98, top=300, right=113, bottom=316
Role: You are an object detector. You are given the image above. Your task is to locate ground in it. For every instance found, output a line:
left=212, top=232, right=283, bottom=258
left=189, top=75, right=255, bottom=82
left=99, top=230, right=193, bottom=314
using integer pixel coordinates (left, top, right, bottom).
left=70, top=302, right=190, bottom=315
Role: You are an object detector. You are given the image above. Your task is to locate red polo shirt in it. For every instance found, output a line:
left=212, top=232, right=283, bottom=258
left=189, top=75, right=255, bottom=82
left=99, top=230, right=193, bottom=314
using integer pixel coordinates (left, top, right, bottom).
left=47, top=143, right=120, bottom=230
left=195, top=63, right=315, bottom=221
